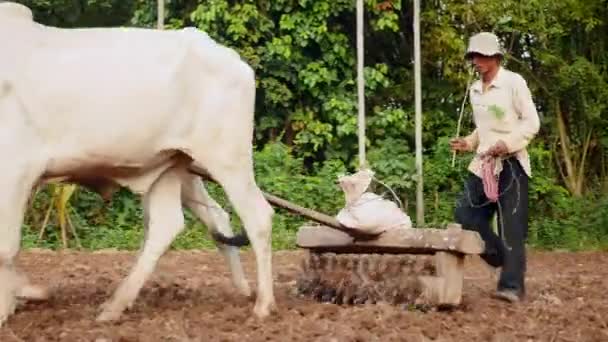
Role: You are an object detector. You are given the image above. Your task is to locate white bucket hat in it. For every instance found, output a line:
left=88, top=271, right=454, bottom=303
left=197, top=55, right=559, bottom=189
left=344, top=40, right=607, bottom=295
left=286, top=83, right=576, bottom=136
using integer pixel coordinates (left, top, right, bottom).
left=465, top=32, right=503, bottom=59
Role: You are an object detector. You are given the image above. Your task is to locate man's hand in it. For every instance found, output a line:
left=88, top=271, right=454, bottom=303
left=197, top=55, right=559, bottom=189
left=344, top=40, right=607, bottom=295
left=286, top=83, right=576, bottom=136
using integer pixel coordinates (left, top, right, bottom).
left=484, top=140, right=509, bottom=157
left=450, top=138, right=471, bottom=153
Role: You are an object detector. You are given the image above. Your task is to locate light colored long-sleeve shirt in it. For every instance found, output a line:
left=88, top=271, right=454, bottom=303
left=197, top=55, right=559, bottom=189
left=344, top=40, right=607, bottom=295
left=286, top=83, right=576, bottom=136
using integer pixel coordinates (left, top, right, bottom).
left=463, top=67, right=540, bottom=178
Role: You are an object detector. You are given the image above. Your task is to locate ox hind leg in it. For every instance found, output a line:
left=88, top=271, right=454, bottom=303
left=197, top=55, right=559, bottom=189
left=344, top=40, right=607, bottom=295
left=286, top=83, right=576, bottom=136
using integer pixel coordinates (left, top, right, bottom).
left=97, top=166, right=185, bottom=322
left=181, top=174, right=251, bottom=297
left=193, top=160, right=275, bottom=318
left=188, top=65, right=274, bottom=318
left=0, top=163, right=45, bottom=326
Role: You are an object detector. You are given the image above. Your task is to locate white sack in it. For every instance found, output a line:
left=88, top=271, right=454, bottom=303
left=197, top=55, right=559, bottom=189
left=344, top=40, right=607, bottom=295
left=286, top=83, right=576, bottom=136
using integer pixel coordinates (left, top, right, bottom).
left=335, top=169, right=412, bottom=235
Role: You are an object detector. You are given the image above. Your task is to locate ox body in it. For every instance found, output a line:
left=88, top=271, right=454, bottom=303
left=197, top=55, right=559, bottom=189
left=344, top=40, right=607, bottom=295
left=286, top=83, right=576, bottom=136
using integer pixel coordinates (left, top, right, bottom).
left=0, top=2, right=274, bottom=325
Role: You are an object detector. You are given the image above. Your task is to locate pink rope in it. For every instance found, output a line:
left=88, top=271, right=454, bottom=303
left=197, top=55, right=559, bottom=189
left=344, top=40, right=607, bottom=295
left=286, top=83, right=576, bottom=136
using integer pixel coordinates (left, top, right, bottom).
left=482, top=156, right=499, bottom=202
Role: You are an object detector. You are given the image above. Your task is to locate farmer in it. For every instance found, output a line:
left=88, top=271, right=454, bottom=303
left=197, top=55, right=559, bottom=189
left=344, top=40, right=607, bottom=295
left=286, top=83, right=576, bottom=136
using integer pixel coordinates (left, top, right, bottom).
left=450, top=32, right=540, bottom=303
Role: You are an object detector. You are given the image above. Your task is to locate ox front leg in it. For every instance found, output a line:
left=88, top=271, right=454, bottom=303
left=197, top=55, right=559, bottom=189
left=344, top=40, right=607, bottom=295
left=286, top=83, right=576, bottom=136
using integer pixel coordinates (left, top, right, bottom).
left=97, top=167, right=185, bottom=322
left=0, top=165, right=43, bottom=326
left=181, top=175, right=251, bottom=297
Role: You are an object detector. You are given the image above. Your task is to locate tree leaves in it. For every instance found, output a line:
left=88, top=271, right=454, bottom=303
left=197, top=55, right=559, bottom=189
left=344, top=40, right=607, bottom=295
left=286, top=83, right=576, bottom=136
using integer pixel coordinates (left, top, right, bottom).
left=18, top=0, right=608, bottom=249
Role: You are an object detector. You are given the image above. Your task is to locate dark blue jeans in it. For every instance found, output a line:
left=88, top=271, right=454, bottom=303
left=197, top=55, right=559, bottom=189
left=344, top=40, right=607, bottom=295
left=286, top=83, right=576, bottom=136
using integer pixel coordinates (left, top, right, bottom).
left=454, top=156, right=529, bottom=294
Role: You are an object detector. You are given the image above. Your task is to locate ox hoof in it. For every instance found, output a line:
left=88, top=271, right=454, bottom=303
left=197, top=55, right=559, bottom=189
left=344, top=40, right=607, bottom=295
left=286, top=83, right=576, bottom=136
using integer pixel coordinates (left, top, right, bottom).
left=236, top=282, right=252, bottom=297
left=0, top=301, right=16, bottom=328
left=17, top=284, right=50, bottom=301
left=0, top=294, right=17, bottom=327
left=96, top=300, right=126, bottom=322
left=0, top=268, right=21, bottom=327
left=253, top=300, right=276, bottom=319
left=96, top=308, right=123, bottom=322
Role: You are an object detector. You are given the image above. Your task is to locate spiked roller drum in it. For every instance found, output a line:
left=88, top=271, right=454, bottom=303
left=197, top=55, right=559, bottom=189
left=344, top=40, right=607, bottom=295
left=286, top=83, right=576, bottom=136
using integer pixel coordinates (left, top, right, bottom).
left=295, top=223, right=485, bottom=308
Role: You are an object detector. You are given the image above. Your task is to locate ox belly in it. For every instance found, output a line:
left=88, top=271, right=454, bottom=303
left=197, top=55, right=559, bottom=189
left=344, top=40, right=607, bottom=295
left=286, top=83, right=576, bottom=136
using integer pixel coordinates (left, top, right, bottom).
left=41, top=149, right=191, bottom=196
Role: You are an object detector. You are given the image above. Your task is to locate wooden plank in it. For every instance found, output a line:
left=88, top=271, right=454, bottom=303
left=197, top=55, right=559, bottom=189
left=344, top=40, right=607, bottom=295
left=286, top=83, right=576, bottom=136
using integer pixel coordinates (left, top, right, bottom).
left=296, top=224, right=485, bottom=255
left=435, top=251, right=464, bottom=305
left=417, top=276, right=444, bottom=305
left=296, top=226, right=354, bottom=246
left=262, top=193, right=379, bottom=240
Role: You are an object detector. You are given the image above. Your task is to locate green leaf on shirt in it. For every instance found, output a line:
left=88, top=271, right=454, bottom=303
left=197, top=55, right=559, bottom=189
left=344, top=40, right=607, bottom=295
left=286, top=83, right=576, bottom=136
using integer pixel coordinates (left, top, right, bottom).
left=489, top=104, right=505, bottom=120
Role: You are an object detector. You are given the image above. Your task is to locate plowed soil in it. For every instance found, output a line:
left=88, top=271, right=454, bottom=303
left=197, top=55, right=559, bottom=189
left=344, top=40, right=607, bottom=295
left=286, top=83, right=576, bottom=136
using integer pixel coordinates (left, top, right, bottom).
left=1, top=249, right=607, bottom=341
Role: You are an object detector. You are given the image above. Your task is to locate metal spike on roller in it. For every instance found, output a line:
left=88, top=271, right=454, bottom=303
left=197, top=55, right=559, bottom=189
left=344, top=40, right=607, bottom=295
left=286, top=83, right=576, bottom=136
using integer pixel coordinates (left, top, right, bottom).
left=296, top=252, right=439, bottom=307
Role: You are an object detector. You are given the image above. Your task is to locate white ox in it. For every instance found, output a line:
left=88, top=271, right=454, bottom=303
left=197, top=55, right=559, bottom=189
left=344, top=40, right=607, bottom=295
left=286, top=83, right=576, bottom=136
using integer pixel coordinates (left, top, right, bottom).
left=0, top=2, right=275, bottom=325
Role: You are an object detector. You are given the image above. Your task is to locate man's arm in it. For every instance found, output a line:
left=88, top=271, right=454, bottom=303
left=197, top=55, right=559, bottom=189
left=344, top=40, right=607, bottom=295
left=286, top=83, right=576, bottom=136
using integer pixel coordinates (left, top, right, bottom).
left=503, top=75, right=541, bottom=153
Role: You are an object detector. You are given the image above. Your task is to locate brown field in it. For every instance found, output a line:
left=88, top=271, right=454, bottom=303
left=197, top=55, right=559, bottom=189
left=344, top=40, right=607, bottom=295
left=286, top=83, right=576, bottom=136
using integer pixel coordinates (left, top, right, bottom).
left=1, top=249, right=607, bottom=341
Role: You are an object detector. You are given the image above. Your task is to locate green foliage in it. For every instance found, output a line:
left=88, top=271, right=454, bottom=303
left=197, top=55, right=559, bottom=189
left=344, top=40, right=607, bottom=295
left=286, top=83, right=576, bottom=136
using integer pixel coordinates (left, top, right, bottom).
left=14, top=0, right=136, bottom=27
left=17, top=0, right=608, bottom=252
left=183, top=0, right=404, bottom=162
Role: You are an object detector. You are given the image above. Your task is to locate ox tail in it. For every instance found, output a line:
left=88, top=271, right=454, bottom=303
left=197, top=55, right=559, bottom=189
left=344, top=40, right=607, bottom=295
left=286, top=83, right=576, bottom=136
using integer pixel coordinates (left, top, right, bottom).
left=210, top=230, right=250, bottom=247
left=186, top=165, right=252, bottom=247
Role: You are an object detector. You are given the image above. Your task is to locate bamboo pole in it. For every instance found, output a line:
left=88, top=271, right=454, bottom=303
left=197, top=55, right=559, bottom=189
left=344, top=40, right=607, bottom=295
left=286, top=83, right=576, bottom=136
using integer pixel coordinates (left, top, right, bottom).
left=356, top=0, right=366, bottom=169
left=157, top=0, right=164, bottom=30
left=413, top=0, right=424, bottom=225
